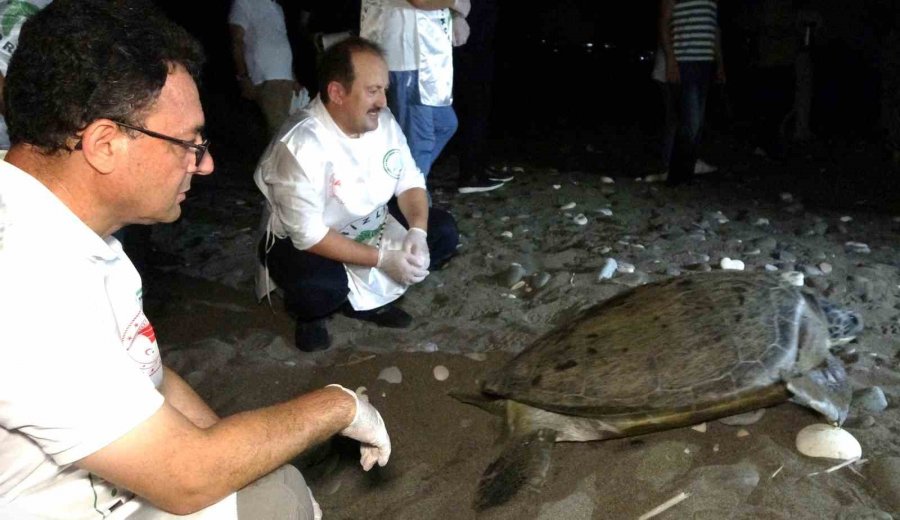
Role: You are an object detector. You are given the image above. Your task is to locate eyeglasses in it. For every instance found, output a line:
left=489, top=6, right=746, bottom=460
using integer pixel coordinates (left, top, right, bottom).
left=113, top=120, right=210, bottom=167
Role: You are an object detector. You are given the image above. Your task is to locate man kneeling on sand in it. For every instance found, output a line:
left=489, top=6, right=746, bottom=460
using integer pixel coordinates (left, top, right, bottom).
left=255, top=37, right=459, bottom=352
left=0, top=2, right=389, bottom=518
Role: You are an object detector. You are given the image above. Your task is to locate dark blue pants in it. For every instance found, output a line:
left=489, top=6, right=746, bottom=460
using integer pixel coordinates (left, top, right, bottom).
left=669, top=61, right=713, bottom=183
left=259, top=206, right=458, bottom=322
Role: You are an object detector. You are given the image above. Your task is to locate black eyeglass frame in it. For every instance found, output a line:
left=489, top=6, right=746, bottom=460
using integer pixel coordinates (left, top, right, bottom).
left=111, top=120, right=210, bottom=167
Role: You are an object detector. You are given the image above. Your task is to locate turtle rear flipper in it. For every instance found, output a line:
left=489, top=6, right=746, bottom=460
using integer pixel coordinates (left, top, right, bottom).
left=786, top=355, right=851, bottom=425
left=474, top=428, right=556, bottom=511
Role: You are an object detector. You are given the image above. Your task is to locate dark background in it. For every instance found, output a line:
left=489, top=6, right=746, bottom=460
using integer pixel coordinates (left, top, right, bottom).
left=151, top=0, right=900, bottom=194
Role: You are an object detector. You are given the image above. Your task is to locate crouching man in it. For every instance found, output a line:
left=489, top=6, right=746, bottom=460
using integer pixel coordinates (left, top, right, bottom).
left=255, top=37, right=459, bottom=352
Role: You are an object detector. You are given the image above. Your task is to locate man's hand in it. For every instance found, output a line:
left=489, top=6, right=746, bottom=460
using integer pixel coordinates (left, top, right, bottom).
left=377, top=249, right=429, bottom=285
left=451, top=0, right=471, bottom=17
left=328, top=385, right=391, bottom=471
left=451, top=12, right=470, bottom=47
left=402, top=227, right=430, bottom=270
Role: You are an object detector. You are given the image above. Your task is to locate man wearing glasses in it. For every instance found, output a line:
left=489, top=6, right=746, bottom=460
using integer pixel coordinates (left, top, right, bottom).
left=0, top=1, right=390, bottom=518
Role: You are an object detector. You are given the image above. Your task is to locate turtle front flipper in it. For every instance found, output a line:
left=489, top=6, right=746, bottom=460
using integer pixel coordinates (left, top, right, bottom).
left=786, top=355, right=851, bottom=425
left=474, top=428, right=557, bottom=511
left=816, top=297, right=864, bottom=345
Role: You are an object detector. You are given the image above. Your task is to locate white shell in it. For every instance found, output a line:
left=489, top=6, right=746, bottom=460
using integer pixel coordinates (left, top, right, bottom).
left=720, top=257, right=745, bottom=271
left=573, top=214, right=588, bottom=226
left=600, top=176, right=615, bottom=184
left=795, top=424, right=862, bottom=460
left=500, top=231, right=513, bottom=239
left=598, top=208, right=613, bottom=217
left=433, top=365, right=450, bottom=381
left=560, top=202, right=576, bottom=210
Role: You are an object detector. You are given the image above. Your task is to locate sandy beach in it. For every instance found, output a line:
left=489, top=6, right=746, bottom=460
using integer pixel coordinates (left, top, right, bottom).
left=140, top=131, right=900, bottom=519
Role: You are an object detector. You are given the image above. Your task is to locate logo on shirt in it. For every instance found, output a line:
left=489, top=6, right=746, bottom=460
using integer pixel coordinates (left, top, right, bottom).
left=382, top=149, right=402, bottom=179
left=121, top=312, right=162, bottom=381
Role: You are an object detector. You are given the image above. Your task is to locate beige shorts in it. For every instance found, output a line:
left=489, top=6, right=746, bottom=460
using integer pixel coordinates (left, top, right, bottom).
left=236, top=465, right=317, bottom=520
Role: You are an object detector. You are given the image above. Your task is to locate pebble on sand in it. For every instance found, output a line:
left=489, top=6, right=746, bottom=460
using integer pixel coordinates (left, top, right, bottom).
left=500, top=231, right=513, bottom=239
left=795, top=424, right=862, bottom=460
left=720, top=257, right=745, bottom=271
left=560, top=202, right=576, bottom=210
left=736, top=429, right=750, bottom=438
left=600, top=176, right=615, bottom=184
left=691, top=423, right=707, bottom=433
left=573, top=214, right=588, bottom=226
left=433, top=365, right=450, bottom=381
left=377, top=366, right=403, bottom=384
left=599, top=258, right=618, bottom=279
left=781, top=271, right=805, bottom=287
left=598, top=208, right=613, bottom=217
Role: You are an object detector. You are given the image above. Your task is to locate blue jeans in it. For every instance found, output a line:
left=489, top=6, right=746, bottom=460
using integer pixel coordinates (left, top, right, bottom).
left=387, top=70, right=458, bottom=180
left=669, top=61, right=713, bottom=183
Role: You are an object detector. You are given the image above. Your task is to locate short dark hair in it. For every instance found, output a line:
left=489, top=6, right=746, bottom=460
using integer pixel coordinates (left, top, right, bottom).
left=317, top=36, right=385, bottom=104
left=4, top=0, right=205, bottom=153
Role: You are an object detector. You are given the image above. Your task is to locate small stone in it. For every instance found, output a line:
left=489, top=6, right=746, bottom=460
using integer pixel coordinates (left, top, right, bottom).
left=560, top=201, right=576, bottom=210
left=840, top=215, right=853, bottom=222
left=754, top=218, right=770, bottom=226
left=532, top=272, right=552, bottom=289
left=600, top=176, right=614, bottom=184
left=691, top=423, right=707, bottom=433
left=573, top=213, right=588, bottom=226
left=598, top=208, right=613, bottom=217
left=500, top=263, right=527, bottom=287
left=795, top=424, right=861, bottom=460
left=736, top=429, right=750, bottom=438
left=780, top=271, right=804, bottom=286
left=464, top=353, right=487, bottom=361
left=853, top=387, right=888, bottom=414
left=599, top=258, right=617, bottom=279
left=433, top=365, right=450, bottom=381
left=616, top=261, right=635, bottom=274
left=845, top=241, right=871, bottom=254
left=500, top=231, right=513, bottom=239
left=377, top=366, right=403, bottom=384
left=801, top=264, right=824, bottom=277
left=764, top=264, right=778, bottom=272
left=819, top=262, right=833, bottom=274
left=552, top=184, right=561, bottom=190
left=510, top=280, right=526, bottom=291
left=720, top=257, right=745, bottom=271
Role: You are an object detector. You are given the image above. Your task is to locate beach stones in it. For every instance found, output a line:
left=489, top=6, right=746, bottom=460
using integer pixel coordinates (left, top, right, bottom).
left=378, top=366, right=403, bottom=384
left=433, top=365, right=450, bottom=381
left=853, top=386, right=888, bottom=414
left=795, top=424, right=861, bottom=460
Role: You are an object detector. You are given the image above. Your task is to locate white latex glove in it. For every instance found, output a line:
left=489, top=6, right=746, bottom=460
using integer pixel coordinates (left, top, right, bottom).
left=451, top=0, right=471, bottom=17
left=402, top=227, right=430, bottom=270
left=377, top=248, right=429, bottom=285
left=451, top=12, right=470, bottom=47
left=328, top=384, right=391, bottom=471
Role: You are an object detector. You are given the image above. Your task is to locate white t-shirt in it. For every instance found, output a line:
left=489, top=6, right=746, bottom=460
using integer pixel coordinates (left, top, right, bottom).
left=254, top=96, right=426, bottom=310
left=0, top=162, right=236, bottom=519
left=360, top=0, right=454, bottom=106
left=228, top=0, right=294, bottom=85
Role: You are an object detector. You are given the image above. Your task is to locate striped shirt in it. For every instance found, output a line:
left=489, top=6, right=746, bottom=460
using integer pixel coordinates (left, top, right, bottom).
left=671, top=0, right=717, bottom=62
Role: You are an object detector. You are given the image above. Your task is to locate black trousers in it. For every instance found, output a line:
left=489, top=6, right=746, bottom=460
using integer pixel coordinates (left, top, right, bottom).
left=259, top=206, right=459, bottom=322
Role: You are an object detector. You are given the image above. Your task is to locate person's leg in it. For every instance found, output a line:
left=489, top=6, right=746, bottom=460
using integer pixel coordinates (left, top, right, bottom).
left=237, top=465, right=318, bottom=520
left=256, top=79, right=296, bottom=137
left=669, top=62, right=712, bottom=184
left=429, top=105, right=458, bottom=173
left=386, top=70, right=414, bottom=137
left=259, top=235, right=349, bottom=350
left=660, top=80, right=678, bottom=169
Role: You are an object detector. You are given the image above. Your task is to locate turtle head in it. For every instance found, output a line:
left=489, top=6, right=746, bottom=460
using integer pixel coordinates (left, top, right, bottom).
left=814, top=296, right=864, bottom=346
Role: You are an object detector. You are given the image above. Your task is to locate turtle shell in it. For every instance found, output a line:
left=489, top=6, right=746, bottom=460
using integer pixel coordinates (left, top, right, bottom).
left=483, top=272, right=829, bottom=423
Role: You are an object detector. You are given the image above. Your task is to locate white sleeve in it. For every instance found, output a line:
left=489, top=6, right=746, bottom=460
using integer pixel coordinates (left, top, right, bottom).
left=390, top=122, right=427, bottom=196
left=228, top=0, right=249, bottom=28
left=264, top=141, right=331, bottom=250
left=0, top=273, right=163, bottom=466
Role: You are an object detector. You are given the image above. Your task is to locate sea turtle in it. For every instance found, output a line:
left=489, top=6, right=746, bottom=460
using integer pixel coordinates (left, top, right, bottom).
left=454, top=271, right=863, bottom=510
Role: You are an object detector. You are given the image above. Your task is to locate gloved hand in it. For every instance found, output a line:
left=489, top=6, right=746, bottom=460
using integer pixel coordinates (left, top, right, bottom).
left=377, top=248, right=429, bottom=285
left=328, top=384, right=391, bottom=471
left=451, top=0, right=471, bottom=17
left=451, top=12, right=470, bottom=47
left=402, top=227, right=430, bottom=270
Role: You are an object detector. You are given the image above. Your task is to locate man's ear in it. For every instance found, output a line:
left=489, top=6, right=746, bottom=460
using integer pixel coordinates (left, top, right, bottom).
left=327, top=80, right=346, bottom=105
left=79, top=120, right=126, bottom=174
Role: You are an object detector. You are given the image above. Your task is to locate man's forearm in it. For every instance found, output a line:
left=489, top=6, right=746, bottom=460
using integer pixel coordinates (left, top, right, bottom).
left=78, top=386, right=356, bottom=515
left=160, top=366, right=219, bottom=428
left=396, top=188, right=429, bottom=231
left=306, top=229, right=380, bottom=267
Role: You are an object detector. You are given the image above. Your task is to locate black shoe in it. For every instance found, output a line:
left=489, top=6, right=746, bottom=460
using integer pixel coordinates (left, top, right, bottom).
left=344, top=304, right=412, bottom=328
left=295, top=319, right=331, bottom=352
left=458, top=176, right=504, bottom=194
